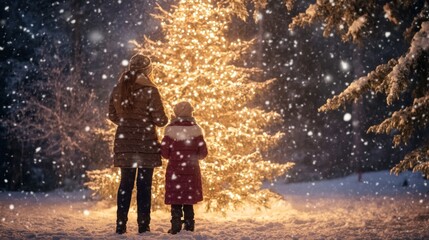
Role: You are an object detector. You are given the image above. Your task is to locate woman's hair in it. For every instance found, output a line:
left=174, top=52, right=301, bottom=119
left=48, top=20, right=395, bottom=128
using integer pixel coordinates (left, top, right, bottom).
left=118, top=69, right=141, bottom=110
left=118, top=54, right=152, bottom=111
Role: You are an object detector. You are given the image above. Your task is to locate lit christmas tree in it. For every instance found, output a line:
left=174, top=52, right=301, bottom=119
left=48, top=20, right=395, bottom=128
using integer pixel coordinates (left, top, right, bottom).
left=87, top=0, right=293, bottom=212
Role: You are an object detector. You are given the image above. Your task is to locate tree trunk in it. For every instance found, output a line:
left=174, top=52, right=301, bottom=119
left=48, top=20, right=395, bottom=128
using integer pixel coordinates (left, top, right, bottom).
left=71, top=0, right=83, bottom=78
left=352, top=50, right=364, bottom=181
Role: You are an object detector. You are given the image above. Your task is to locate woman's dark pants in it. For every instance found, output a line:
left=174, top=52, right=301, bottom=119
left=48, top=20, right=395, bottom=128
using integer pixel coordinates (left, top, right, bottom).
left=116, top=168, right=154, bottom=228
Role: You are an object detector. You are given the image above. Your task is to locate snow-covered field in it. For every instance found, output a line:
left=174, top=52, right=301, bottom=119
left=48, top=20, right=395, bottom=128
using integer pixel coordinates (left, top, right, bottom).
left=1, top=171, right=428, bottom=239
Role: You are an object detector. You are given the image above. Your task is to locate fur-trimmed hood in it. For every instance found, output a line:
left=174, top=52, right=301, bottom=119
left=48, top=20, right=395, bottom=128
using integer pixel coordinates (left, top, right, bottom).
left=164, top=120, right=203, bottom=141
left=135, top=74, right=156, bottom=88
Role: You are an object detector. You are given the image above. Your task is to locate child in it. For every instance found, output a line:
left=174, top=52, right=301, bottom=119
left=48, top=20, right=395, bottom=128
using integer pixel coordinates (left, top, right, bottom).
left=161, top=101, right=208, bottom=234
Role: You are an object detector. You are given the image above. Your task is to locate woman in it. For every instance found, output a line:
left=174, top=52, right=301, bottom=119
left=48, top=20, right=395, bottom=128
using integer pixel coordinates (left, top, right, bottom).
left=108, top=53, right=168, bottom=234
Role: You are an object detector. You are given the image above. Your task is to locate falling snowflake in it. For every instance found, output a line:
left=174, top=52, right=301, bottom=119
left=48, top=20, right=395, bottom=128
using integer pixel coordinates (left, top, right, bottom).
left=343, top=113, right=352, bottom=122
left=88, top=30, right=104, bottom=43
left=324, top=74, right=333, bottom=83
left=83, top=210, right=90, bottom=216
left=340, top=60, right=350, bottom=71
left=121, top=60, right=129, bottom=67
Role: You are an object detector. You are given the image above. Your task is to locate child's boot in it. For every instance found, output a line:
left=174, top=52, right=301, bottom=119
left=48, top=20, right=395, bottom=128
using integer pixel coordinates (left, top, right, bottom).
left=168, top=206, right=182, bottom=234
left=183, top=219, right=195, bottom=231
left=183, top=205, right=195, bottom=231
left=168, top=217, right=182, bottom=234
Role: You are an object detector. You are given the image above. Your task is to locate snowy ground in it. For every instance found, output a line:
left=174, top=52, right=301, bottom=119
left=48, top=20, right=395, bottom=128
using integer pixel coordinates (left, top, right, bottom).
left=1, top=171, right=428, bottom=239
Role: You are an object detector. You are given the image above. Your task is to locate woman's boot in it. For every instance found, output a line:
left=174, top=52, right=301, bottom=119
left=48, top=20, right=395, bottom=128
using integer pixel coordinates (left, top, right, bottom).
left=116, top=168, right=135, bottom=234
left=116, top=219, right=127, bottom=234
left=138, top=216, right=150, bottom=233
left=136, top=168, right=153, bottom=233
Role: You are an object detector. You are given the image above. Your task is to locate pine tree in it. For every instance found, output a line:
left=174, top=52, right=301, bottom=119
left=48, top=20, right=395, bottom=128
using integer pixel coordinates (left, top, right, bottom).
left=87, top=0, right=293, bottom=212
left=239, top=0, right=429, bottom=176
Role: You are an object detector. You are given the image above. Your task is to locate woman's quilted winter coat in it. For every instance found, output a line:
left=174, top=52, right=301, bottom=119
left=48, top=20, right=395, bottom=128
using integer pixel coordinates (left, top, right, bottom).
left=161, top=119, right=208, bottom=205
left=108, top=77, right=168, bottom=168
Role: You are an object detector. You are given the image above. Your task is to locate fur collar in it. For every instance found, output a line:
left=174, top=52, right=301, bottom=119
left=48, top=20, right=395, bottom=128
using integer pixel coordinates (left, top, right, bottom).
left=171, top=116, right=196, bottom=124
left=164, top=123, right=203, bottom=140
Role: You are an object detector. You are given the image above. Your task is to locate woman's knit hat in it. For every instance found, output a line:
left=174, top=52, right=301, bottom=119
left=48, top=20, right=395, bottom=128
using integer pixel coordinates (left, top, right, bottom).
left=129, top=53, right=152, bottom=76
left=173, top=101, right=194, bottom=118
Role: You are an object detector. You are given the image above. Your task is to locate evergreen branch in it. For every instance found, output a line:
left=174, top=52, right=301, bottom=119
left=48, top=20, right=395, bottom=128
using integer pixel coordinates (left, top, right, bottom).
left=368, top=94, right=429, bottom=146
left=319, top=59, right=397, bottom=112
left=284, top=0, right=295, bottom=11
left=404, top=2, right=429, bottom=41
left=391, top=142, right=429, bottom=176
left=289, top=0, right=379, bottom=43
left=386, top=21, right=429, bottom=105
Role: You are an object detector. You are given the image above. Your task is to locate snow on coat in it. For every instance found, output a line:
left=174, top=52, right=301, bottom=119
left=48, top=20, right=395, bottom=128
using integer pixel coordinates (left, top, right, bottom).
left=161, top=118, right=208, bottom=205
left=108, top=77, right=168, bottom=168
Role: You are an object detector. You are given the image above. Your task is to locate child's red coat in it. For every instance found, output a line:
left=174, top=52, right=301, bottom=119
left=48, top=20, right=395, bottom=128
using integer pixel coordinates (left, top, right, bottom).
left=161, top=119, right=208, bottom=205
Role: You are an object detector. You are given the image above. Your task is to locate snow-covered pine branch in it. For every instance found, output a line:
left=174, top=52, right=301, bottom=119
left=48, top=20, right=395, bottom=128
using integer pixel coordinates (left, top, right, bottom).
left=289, top=0, right=379, bottom=43
left=368, top=94, right=429, bottom=147
left=219, top=0, right=295, bottom=21
left=383, top=3, right=399, bottom=25
left=318, top=59, right=397, bottom=111
left=386, top=21, right=429, bottom=105
left=404, top=2, right=429, bottom=41
left=391, top=142, right=429, bottom=175
left=320, top=20, right=429, bottom=110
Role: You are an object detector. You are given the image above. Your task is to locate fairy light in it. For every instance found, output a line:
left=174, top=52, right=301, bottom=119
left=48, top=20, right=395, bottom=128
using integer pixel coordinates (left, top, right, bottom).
left=87, top=0, right=293, bottom=211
